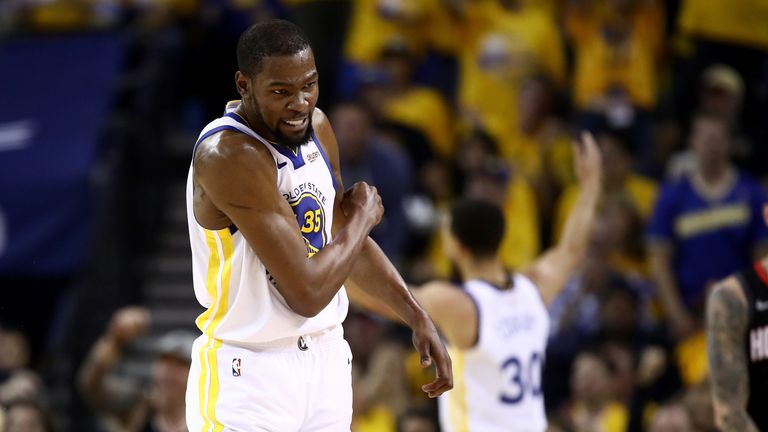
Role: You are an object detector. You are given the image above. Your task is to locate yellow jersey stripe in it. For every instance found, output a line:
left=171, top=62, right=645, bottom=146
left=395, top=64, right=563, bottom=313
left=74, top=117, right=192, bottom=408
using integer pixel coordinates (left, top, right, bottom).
left=449, top=349, right=469, bottom=432
left=195, top=229, right=222, bottom=331
left=197, top=336, right=215, bottom=430
left=205, top=229, right=233, bottom=431
left=196, top=229, right=233, bottom=431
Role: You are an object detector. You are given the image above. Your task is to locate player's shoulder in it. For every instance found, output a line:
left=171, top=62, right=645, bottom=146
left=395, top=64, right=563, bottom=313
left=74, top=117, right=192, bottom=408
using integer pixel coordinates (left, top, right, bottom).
left=312, top=107, right=330, bottom=133
left=415, top=280, right=471, bottom=310
left=194, top=129, right=273, bottom=174
left=420, top=280, right=461, bottom=293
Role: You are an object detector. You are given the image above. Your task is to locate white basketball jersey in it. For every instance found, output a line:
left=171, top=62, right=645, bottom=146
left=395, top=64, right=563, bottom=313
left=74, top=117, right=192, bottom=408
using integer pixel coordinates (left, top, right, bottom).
left=439, top=274, right=550, bottom=432
left=186, top=102, right=348, bottom=345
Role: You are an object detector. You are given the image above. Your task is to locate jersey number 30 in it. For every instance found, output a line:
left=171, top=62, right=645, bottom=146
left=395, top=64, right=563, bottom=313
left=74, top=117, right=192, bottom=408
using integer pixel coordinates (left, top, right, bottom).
left=499, top=352, right=543, bottom=404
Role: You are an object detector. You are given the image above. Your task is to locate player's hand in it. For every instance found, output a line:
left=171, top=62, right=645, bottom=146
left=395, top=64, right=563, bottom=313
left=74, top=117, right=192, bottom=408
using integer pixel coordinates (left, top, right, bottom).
left=341, top=182, right=384, bottom=229
left=107, top=306, right=151, bottom=347
left=411, top=315, right=453, bottom=398
left=573, top=131, right=603, bottom=194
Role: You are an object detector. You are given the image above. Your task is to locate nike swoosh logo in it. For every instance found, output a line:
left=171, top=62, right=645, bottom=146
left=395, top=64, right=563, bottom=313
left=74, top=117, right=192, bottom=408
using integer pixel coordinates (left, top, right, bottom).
left=277, top=161, right=288, bottom=169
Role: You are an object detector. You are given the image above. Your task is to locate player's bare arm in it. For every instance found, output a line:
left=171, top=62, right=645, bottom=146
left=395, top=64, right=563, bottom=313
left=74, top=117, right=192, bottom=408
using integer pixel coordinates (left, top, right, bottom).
left=193, top=124, right=383, bottom=317
left=523, top=131, right=603, bottom=304
left=707, top=277, right=759, bottom=432
left=313, top=109, right=453, bottom=398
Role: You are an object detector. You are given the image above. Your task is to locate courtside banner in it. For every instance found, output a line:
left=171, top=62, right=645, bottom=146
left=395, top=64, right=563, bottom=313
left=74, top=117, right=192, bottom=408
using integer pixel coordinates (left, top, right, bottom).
left=0, top=33, right=125, bottom=275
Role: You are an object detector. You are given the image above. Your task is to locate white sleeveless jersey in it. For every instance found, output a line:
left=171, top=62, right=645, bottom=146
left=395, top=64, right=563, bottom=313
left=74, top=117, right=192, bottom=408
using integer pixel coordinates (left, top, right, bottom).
left=186, top=102, right=348, bottom=345
left=439, top=274, right=550, bottom=432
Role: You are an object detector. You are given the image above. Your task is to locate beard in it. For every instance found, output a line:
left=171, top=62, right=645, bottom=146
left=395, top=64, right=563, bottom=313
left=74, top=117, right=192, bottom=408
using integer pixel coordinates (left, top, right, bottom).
left=272, top=119, right=315, bottom=148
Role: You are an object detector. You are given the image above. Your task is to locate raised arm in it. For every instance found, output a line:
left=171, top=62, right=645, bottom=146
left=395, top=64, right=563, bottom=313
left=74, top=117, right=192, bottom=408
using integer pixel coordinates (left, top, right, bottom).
left=194, top=111, right=382, bottom=317
left=314, top=110, right=453, bottom=398
left=78, top=307, right=150, bottom=414
left=523, top=132, right=602, bottom=304
left=706, top=278, right=758, bottom=432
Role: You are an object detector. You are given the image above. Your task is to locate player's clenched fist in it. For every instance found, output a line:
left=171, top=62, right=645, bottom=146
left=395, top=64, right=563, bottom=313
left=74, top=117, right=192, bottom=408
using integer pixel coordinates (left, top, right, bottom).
left=341, top=181, right=384, bottom=228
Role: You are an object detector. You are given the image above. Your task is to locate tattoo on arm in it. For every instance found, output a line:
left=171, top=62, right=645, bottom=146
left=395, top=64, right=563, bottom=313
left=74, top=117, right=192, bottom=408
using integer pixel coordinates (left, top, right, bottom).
left=707, top=284, right=759, bottom=432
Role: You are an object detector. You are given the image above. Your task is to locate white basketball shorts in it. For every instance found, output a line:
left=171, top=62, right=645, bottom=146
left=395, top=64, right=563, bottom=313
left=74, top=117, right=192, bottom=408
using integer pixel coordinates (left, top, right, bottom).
left=186, top=325, right=353, bottom=431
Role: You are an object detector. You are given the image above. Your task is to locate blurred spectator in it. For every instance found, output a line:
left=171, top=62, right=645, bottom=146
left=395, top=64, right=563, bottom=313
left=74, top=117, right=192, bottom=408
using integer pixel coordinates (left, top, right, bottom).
left=456, top=0, right=565, bottom=164
left=396, top=406, right=438, bottom=432
left=666, top=64, right=749, bottom=179
left=331, top=101, right=414, bottom=264
left=344, top=0, right=455, bottom=65
left=555, top=131, right=658, bottom=270
left=562, top=349, right=628, bottom=432
left=0, top=330, right=45, bottom=410
left=649, top=402, right=694, bottom=432
left=341, top=0, right=457, bottom=96
left=512, top=74, right=574, bottom=231
left=682, top=382, right=715, bottom=432
left=78, top=306, right=193, bottom=432
left=345, top=310, right=408, bottom=432
left=675, top=0, right=768, bottom=160
left=647, top=112, right=768, bottom=341
left=285, top=0, right=351, bottom=106
left=565, top=0, right=664, bottom=175
left=364, top=39, right=455, bottom=162
left=2, top=399, right=52, bottom=432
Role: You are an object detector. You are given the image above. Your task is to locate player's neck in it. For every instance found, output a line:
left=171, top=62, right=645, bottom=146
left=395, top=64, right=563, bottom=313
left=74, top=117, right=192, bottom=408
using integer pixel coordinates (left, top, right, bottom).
left=236, top=105, right=272, bottom=142
left=460, top=258, right=508, bottom=288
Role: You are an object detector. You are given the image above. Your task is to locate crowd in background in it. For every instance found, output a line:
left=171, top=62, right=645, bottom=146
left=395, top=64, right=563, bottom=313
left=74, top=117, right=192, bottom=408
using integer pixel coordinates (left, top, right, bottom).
left=1, top=0, right=768, bottom=430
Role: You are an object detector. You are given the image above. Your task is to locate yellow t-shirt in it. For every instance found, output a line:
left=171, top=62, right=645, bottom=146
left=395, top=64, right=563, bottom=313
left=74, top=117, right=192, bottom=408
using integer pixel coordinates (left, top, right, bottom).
left=554, top=175, right=657, bottom=276
left=458, top=1, right=565, bottom=160
left=352, top=405, right=396, bottom=432
left=678, top=0, right=768, bottom=50
left=566, top=2, right=663, bottom=109
left=554, top=174, right=658, bottom=239
left=571, top=401, right=629, bottom=432
left=382, top=87, right=455, bottom=158
left=506, top=129, right=574, bottom=188
left=675, top=330, right=708, bottom=386
left=344, top=0, right=458, bottom=64
left=428, top=174, right=540, bottom=277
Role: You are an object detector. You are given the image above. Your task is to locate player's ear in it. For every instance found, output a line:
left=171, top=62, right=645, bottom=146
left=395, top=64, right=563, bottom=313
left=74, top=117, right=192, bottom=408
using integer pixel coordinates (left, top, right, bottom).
left=235, top=71, right=249, bottom=97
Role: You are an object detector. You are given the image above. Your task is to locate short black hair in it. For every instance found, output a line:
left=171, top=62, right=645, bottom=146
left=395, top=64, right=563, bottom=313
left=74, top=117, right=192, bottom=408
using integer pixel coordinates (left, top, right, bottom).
left=237, top=19, right=312, bottom=76
left=450, top=199, right=505, bottom=258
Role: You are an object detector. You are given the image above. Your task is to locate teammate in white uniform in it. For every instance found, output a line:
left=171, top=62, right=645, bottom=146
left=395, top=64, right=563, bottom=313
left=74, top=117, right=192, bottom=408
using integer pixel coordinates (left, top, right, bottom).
left=186, top=20, right=452, bottom=431
left=352, top=132, right=602, bottom=431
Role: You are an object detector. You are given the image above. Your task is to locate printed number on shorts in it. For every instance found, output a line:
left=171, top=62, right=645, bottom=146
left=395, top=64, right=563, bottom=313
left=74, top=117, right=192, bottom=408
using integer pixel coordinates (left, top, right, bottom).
left=499, top=352, right=543, bottom=404
left=301, top=209, right=322, bottom=234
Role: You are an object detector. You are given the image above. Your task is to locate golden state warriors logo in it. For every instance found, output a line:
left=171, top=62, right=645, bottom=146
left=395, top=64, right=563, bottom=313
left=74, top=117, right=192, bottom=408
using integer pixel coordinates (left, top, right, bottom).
left=290, top=192, right=327, bottom=257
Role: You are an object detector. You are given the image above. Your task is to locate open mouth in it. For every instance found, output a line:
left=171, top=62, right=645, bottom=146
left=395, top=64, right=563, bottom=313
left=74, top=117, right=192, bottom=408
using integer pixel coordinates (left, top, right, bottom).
left=281, top=117, right=308, bottom=129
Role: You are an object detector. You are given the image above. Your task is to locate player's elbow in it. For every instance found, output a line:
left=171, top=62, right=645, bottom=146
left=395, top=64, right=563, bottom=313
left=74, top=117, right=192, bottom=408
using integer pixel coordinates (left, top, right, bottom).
left=287, top=298, right=324, bottom=318
left=280, top=281, right=333, bottom=318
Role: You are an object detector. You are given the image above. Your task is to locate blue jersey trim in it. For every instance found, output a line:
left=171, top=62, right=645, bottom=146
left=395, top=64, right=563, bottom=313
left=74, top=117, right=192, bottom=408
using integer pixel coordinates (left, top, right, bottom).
left=193, top=125, right=243, bottom=156
left=313, top=132, right=340, bottom=191
left=461, top=285, right=482, bottom=349
left=228, top=224, right=239, bottom=235
left=224, top=112, right=249, bottom=127
left=269, top=142, right=306, bottom=170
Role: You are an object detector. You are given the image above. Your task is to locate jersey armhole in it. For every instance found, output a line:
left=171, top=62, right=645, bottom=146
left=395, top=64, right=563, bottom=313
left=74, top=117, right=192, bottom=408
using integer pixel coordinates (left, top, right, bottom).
left=461, top=288, right=482, bottom=350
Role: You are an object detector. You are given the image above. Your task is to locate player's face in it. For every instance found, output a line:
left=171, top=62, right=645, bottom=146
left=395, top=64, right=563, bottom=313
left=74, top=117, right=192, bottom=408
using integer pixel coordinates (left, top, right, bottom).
left=241, top=48, right=319, bottom=147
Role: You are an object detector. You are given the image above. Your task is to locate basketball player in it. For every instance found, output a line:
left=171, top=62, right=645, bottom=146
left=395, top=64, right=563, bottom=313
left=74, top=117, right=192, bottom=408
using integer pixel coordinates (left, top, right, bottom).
left=351, top=132, right=603, bottom=431
left=185, top=20, right=451, bottom=431
left=707, top=205, right=768, bottom=432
